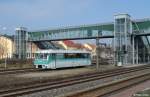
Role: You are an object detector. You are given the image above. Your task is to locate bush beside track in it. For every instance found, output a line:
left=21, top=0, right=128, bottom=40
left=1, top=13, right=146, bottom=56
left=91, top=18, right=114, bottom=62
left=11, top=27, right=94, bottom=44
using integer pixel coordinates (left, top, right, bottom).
left=0, top=59, right=35, bottom=69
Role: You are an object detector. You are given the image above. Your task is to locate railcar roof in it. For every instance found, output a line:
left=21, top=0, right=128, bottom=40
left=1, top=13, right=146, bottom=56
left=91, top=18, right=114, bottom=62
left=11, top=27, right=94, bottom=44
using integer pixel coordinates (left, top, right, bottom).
left=35, top=49, right=91, bottom=54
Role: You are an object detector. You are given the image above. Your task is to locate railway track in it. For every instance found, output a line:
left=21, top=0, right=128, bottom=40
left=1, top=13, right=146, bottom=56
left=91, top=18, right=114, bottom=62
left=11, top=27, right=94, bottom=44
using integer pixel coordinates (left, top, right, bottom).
left=0, top=65, right=150, bottom=97
left=0, top=68, right=40, bottom=75
left=66, top=72, right=150, bottom=97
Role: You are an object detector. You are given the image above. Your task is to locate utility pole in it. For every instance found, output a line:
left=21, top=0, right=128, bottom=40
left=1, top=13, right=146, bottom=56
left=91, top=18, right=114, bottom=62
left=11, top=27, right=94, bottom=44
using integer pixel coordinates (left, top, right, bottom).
left=96, top=38, right=99, bottom=69
left=132, top=35, right=135, bottom=64
left=136, top=38, right=138, bottom=64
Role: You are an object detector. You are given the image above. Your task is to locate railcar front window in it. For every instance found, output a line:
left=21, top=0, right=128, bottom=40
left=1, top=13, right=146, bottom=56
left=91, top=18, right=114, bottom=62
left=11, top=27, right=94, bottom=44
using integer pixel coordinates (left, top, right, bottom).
left=39, top=53, right=44, bottom=59
left=35, top=53, right=47, bottom=59
left=43, top=53, right=48, bottom=59
left=35, top=53, right=38, bottom=59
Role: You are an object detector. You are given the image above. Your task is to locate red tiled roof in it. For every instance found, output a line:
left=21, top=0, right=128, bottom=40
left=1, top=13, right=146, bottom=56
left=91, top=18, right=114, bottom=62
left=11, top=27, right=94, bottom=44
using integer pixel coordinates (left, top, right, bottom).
left=63, top=40, right=84, bottom=49
left=62, top=40, right=96, bottom=51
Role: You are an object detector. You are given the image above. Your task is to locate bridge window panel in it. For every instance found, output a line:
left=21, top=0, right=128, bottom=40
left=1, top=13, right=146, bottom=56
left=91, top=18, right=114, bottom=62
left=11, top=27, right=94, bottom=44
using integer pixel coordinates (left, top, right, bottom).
left=78, top=31, right=81, bottom=38
left=127, top=19, right=131, bottom=33
left=80, top=31, right=83, bottom=38
left=55, top=32, right=59, bottom=39
left=80, top=30, right=84, bottom=38
left=54, top=33, right=57, bottom=39
left=64, top=32, right=68, bottom=39
left=74, top=31, right=78, bottom=38
left=48, top=32, right=51, bottom=36
left=116, top=18, right=125, bottom=25
left=115, top=25, right=120, bottom=33
left=65, top=32, right=68, bottom=39
left=57, top=32, right=60, bottom=39
left=41, top=33, right=45, bottom=39
left=66, top=32, right=70, bottom=38
left=58, top=32, right=62, bottom=39
left=60, top=32, right=64, bottom=39
left=51, top=33, right=54, bottom=39
left=62, top=32, right=66, bottom=39
left=68, top=31, right=70, bottom=38
left=67, top=31, right=70, bottom=38
left=75, top=31, right=78, bottom=38
left=80, top=30, right=83, bottom=38
left=62, top=32, right=65, bottom=39
left=72, top=31, right=76, bottom=38
left=51, top=32, right=54, bottom=39
left=69, top=31, right=73, bottom=38
left=45, top=32, right=49, bottom=39
left=60, top=32, right=63, bottom=39
left=87, top=30, right=92, bottom=37
left=55, top=32, right=57, bottom=39
left=48, top=32, right=51, bottom=39
left=52, top=33, right=55, bottom=39
left=120, top=24, right=125, bottom=33
left=102, top=30, right=113, bottom=36
left=92, top=30, right=98, bottom=37
left=59, top=32, right=63, bottom=39
left=79, top=31, right=82, bottom=38
left=76, top=30, right=80, bottom=37
left=70, top=31, right=73, bottom=38
left=83, top=30, right=88, bottom=38
left=61, top=32, right=64, bottom=39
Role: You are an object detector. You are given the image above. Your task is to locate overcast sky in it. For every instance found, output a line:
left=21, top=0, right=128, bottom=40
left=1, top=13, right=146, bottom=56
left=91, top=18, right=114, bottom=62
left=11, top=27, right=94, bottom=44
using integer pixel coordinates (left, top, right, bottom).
left=0, top=0, right=150, bottom=35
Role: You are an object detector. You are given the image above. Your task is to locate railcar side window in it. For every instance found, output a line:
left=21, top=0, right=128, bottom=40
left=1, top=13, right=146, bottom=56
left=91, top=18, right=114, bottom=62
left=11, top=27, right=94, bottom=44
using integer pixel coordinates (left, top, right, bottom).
left=64, top=53, right=76, bottom=58
left=56, top=53, right=64, bottom=59
left=52, top=53, right=56, bottom=59
left=64, top=53, right=89, bottom=59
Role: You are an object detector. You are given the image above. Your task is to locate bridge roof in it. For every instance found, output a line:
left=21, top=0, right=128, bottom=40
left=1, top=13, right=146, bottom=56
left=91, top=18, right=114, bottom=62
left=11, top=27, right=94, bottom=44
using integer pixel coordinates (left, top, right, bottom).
left=29, top=18, right=150, bottom=33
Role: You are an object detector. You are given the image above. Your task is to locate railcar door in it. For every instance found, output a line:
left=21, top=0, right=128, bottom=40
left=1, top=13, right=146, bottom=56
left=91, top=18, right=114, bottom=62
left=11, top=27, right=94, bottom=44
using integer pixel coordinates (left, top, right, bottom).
left=48, top=53, right=56, bottom=69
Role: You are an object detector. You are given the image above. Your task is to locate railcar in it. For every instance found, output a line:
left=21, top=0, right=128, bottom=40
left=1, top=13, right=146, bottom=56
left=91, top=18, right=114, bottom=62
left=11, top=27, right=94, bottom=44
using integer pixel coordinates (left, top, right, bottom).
left=34, top=49, right=91, bottom=69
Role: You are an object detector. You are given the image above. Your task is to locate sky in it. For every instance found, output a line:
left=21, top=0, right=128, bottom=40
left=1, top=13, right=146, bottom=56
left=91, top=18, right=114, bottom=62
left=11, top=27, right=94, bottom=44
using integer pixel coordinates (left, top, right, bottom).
left=0, top=0, right=150, bottom=35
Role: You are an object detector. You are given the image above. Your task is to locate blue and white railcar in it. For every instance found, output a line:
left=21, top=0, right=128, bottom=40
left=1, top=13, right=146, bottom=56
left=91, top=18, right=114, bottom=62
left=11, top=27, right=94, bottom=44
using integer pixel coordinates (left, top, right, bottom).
left=34, top=49, right=91, bottom=69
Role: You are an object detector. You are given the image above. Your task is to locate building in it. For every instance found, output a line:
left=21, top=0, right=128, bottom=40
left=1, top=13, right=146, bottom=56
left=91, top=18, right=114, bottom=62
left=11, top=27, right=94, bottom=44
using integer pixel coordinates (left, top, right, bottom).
left=0, top=35, right=14, bottom=59
left=83, top=43, right=96, bottom=54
